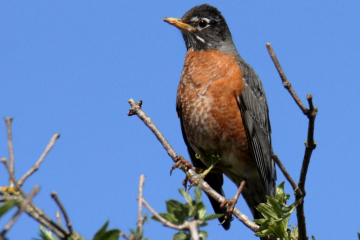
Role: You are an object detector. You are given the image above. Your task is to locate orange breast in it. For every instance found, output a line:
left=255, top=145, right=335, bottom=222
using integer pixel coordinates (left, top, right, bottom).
left=177, top=50, right=250, bottom=166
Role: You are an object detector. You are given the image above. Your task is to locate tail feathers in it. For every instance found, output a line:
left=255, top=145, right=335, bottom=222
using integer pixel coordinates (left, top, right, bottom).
left=203, top=173, right=231, bottom=230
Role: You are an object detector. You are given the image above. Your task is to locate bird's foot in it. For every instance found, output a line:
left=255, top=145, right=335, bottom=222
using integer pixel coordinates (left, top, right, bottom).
left=170, top=156, right=192, bottom=176
left=220, top=198, right=237, bottom=221
left=220, top=180, right=246, bottom=221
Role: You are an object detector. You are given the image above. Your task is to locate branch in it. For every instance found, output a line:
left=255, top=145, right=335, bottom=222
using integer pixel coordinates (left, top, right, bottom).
left=0, top=185, right=39, bottom=237
left=4, top=118, right=15, bottom=186
left=51, top=192, right=73, bottom=236
left=142, top=198, right=202, bottom=231
left=137, top=175, right=145, bottom=236
left=127, top=99, right=259, bottom=232
left=188, top=220, right=199, bottom=240
left=266, top=43, right=307, bottom=115
left=18, top=133, right=60, bottom=187
left=266, top=43, right=317, bottom=240
left=127, top=99, right=177, bottom=162
left=1, top=158, right=68, bottom=239
left=272, top=154, right=302, bottom=199
left=56, top=211, right=62, bottom=227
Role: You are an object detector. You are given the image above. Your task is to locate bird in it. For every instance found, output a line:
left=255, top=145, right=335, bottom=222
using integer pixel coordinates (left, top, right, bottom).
left=163, top=4, right=276, bottom=230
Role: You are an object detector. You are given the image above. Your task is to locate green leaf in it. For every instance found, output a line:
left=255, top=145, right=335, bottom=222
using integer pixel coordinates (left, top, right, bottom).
left=254, top=228, right=273, bottom=237
left=173, top=231, right=190, bottom=240
left=166, top=199, right=184, bottom=215
left=195, top=187, right=202, bottom=203
left=99, top=230, right=120, bottom=240
left=36, top=225, right=58, bottom=240
left=0, top=200, right=17, bottom=218
left=199, top=231, right=208, bottom=240
left=179, top=189, right=192, bottom=206
left=200, top=213, right=223, bottom=221
left=266, top=196, right=282, bottom=216
left=256, top=203, right=278, bottom=219
left=283, top=200, right=299, bottom=215
left=172, top=208, right=188, bottom=224
left=358, top=232, right=360, bottom=240
left=93, top=221, right=110, bottom=240
left=194, top=202, right=206, bottom=219
left=151, top=215, right=161, bottom=222
left=93, top=220, right=120, bottom=240
left=159, top=213, right=179, bottom=224
left=275, top=181, right=285, bottom=204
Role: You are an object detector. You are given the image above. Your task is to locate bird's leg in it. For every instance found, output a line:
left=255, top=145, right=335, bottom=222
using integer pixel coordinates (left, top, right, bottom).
left=220, top=180, right=246, bottom=221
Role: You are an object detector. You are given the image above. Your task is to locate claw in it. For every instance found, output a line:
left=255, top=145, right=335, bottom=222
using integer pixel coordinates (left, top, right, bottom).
left=170, top=156, right=192, bottom=176
left=182, top=176, right=188, bottom=190
left=220, top=180, right=246, bottom=220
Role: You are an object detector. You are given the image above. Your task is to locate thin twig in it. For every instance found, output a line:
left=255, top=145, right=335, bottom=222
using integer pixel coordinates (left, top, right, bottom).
left=142, top=198, right=203, bottom=231
left=18, top=133, right=60, bottom=186
left=142, top=198, right=185, bottom=230
left=0, top=185, right=40, bottom=237
left=272, top=154, right=302, bottom=198
left=128, top=99, right=177, bottom=162
left=120, top=232, right=131, bottom=240
left=298, top=94, right=317, bottom=193
left=4, top=118, right=15, bottom=186
left=56, top=211, right=62, bottom=227
left=266, top=43, right=317, bottom=240
left=51, top=192, right=73, bottom=236
left=127, top=99, right=259, bottom=232
left=137, top=175, right=145, bottom=236
left=1, top=158, right=68, bottom=238
left=266, top=43, right=308, bottom=115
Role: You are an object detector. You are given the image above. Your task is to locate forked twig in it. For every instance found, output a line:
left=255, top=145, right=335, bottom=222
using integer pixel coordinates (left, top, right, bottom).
left=18, top=133, right=60, bottom=186
left=266, top=43, right=317, bottom=240
left=1, top=158, right=68, bottom=238
left=0, top=185, right=40, bottom=237
left=51, top=192, right=73, bottom=235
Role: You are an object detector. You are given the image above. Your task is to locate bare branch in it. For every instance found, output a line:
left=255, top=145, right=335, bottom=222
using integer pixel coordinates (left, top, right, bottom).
left=128, top=99, right=177, bottom=162
left=188, top=221, right=199, bottom=240
left=266, top=43, right=317, bottom=240
left=4, top=118, right=15, bottom=186
left=120, top=232, right=131, bottom=240
left=0, top=185, right=40, bottom=237
left=1, top=158, right=68, bottom=238
left=266, top=43, right=308, bottom=115
left=298, top=94, right=317, bottom=193
left=142, top=198, right=185, bottom=230
left=56, top=211, right=62, bottom=227
left=18, top=133, right=60, bottom=186
left=137, top=175, right=145, bottom=236
left=51, top=191, right=73, bottom=235
left=272, top=154, right=302, bottom=198
left=127, top=100, right=259, bottom=232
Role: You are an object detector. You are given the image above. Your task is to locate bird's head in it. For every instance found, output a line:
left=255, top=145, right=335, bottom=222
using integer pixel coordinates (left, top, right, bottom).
left=163, top=4, right=236, bottom=53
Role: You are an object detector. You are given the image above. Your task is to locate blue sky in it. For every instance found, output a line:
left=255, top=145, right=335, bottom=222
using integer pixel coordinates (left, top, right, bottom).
left=1, top=1, right=360, bottom=239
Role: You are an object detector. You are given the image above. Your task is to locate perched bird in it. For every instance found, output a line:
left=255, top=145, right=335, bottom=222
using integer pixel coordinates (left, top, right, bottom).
left=164, top=4, right=276, bottom=230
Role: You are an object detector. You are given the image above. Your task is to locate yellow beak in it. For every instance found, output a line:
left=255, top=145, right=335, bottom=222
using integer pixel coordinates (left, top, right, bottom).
left=163, top=17, right=196, bottom=32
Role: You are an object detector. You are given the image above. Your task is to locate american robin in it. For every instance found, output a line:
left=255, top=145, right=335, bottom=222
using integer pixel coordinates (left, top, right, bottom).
left=164, top=4, right=276, bottom=230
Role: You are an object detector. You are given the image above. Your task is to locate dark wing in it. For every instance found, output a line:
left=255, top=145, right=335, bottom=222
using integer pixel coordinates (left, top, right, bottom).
left=236, top=58, right=276, bottom=197
left=176, top=105, right=231, bottom=230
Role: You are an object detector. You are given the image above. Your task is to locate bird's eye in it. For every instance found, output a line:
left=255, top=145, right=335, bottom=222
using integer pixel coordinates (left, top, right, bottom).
left=199, top=19, right=208, bottom=28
